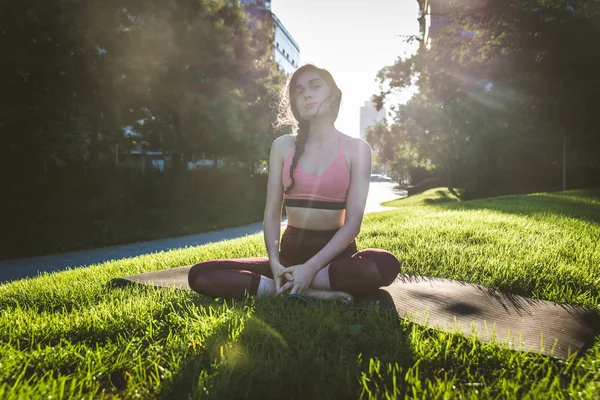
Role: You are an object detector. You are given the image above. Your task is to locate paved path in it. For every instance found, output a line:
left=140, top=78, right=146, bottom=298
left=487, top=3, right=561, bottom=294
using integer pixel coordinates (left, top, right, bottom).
left=0, top=182, right=406, bottom=283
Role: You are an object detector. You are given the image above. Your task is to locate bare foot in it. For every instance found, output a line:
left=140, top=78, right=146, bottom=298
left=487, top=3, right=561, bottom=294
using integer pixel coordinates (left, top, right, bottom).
left=304, top=288, right=353, bottom=304
left=257, top=276, right=353, bottom=303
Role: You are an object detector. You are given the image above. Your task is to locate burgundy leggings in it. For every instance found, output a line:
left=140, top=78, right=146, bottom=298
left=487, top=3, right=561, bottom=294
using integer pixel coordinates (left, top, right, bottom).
left=188, top=226, right=401, bottom=299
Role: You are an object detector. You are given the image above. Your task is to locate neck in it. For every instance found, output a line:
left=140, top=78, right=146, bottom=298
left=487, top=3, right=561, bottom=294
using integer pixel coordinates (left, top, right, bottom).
left=307, top=119, right=337, bottom=144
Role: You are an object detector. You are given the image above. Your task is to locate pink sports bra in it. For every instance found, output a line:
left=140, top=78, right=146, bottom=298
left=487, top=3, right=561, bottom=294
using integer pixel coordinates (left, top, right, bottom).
left=282, top=133, right=350, bottom=210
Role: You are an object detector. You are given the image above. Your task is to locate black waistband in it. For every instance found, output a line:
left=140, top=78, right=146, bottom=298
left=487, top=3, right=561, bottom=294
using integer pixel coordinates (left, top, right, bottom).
left=284, top=198, right=346, bottom=210
left=283, top=225, right=341, bottom=237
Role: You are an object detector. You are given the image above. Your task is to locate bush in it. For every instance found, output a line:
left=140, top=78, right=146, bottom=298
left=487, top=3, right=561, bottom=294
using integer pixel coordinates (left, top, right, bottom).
left=458, top=164, right=600, bottom=200
left=0, top=167, right=269, bottom=260
left=408, top=166, right=435, bottom=185
left=406, top=178, right=442, bottom=195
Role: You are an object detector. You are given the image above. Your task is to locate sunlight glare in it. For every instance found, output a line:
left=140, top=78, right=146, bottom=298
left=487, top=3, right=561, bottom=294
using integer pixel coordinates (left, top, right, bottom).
left=271, top=0, right=421, bottom=137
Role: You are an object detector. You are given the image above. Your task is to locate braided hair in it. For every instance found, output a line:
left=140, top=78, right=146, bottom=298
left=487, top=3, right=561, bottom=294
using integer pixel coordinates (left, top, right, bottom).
left=285, top=119, right=310, bottom=194
left=274, top=64, right=342, bottom=194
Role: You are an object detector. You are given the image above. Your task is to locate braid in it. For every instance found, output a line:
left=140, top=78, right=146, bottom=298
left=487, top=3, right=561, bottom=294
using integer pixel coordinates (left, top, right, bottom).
left=284, top=119, right=310, bottom=194
left=277, top=64, right=342, bottom=194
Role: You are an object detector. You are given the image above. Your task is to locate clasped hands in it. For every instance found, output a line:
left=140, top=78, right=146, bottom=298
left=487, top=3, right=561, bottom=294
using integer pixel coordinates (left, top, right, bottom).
left=271, top=262, right=317, bottom=296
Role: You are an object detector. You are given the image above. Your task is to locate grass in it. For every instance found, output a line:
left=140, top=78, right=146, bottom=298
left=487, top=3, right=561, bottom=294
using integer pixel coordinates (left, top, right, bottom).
left=1, top=187, right=600, bottom=399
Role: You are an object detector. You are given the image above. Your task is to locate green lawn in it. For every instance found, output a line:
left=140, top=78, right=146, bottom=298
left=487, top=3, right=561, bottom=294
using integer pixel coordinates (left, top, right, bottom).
left=1, top=188, right=600, bottom=399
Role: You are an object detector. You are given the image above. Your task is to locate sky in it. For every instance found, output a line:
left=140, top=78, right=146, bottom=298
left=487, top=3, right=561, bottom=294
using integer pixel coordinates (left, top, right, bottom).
left=271, top=0, right=421, bottom=137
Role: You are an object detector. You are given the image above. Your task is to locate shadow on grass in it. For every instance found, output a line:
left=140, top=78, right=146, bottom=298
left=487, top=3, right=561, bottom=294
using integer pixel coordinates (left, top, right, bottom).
left=156, top=293, right=415, bottom=400
left=422, top=189, right=462, bottom=205
left=155, top=285, right=600, bottom=399
left=422, top=188, right=600, bottom=225
left=104, top=278, right=600, bottom=398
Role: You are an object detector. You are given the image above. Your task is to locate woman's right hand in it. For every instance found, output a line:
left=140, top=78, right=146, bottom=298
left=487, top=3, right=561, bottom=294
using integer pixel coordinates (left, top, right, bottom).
left=270, top=262, right=294, bottom=295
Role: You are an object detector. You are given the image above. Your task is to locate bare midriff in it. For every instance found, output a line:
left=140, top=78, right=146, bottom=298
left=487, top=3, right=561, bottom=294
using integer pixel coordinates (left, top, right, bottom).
left=285, top=206, right=345, bottom=230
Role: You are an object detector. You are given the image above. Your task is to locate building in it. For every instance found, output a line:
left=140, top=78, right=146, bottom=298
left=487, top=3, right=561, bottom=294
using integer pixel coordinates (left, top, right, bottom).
left=272, top=14, right=300, bottom=75
left=416, top=0, right=440, bottom=47
left=359, top=100, right=386, bottom=140
left=417, top=0, right=472, bottom=50
left=241, top=0, right=300, bottom=75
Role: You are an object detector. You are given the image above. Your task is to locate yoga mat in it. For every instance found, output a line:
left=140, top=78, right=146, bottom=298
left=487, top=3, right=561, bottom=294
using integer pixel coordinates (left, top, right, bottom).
left=111, top=267, right=600, bottom=360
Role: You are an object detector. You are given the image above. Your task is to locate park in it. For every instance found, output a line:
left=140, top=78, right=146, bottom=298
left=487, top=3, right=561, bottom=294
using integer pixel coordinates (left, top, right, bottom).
left=1, top=0, right=599, bottom=399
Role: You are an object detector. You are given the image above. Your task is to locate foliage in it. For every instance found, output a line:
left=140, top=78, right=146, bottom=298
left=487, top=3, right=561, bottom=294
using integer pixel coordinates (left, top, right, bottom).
left=0, top=0, right=285, bottom=182
left=371, top=0, right=600, bottom=193
left=0, top=0, right=286, bottom=256
left=0, top=168, right=269, bottom=260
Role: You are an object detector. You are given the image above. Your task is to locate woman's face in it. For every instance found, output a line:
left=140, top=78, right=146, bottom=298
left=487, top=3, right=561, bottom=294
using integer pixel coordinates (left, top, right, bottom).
left=292, top=70, right=334, bottom=120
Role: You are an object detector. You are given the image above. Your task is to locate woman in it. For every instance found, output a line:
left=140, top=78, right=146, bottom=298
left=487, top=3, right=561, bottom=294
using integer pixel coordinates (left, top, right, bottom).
left=188, top=64, right=400, bottom=303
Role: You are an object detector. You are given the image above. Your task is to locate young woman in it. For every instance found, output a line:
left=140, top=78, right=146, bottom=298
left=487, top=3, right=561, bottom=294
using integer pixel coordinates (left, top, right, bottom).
left=188, top=64, right=400, bottom=303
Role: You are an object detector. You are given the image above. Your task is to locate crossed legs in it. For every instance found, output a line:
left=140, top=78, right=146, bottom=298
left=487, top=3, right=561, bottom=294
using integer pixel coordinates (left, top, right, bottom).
left=188, top=249, right=401, bottom=301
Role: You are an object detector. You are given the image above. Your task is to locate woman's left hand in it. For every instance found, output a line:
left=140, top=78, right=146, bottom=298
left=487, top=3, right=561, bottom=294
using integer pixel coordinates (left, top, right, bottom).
left=276, top=264, right=316, bottom=296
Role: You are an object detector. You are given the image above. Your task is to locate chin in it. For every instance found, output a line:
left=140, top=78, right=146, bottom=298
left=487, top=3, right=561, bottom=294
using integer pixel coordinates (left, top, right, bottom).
left=301, top=111, right=317, bottom=120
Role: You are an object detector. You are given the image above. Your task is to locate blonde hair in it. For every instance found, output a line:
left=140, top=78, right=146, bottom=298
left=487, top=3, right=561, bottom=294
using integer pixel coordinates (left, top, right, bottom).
left=273, top=73, right=299, bottom=132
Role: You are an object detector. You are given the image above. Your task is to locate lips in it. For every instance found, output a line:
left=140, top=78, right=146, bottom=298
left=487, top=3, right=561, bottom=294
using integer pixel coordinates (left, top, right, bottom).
left=305, top=103, right=317, bottom=109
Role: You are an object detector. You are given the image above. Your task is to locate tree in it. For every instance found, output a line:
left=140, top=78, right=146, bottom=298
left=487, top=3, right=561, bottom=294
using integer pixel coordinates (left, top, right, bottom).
left=118, top=0, right=285, bottom=168
left=372, top=0, right=600, bottom=193
left=0, top=0, right=286, bottom=187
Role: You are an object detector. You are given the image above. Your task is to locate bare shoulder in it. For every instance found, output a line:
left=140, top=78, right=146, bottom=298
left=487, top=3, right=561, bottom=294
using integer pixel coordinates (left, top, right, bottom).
left=271, top=134, right=295, bottom=157
left=342, top=134, right=372, bottom=156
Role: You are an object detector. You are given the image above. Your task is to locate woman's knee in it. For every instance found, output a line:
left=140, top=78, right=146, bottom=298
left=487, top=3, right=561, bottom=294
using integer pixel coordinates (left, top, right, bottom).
left=188, top=260, right=219, bottom=291
left=354, top=249, right=401, bottom=286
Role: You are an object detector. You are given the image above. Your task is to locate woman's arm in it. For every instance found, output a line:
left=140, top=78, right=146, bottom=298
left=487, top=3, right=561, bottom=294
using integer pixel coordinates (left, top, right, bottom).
left=263, top=135, right=289, bottom=266
left=303, top=139, right=372, bottom=274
